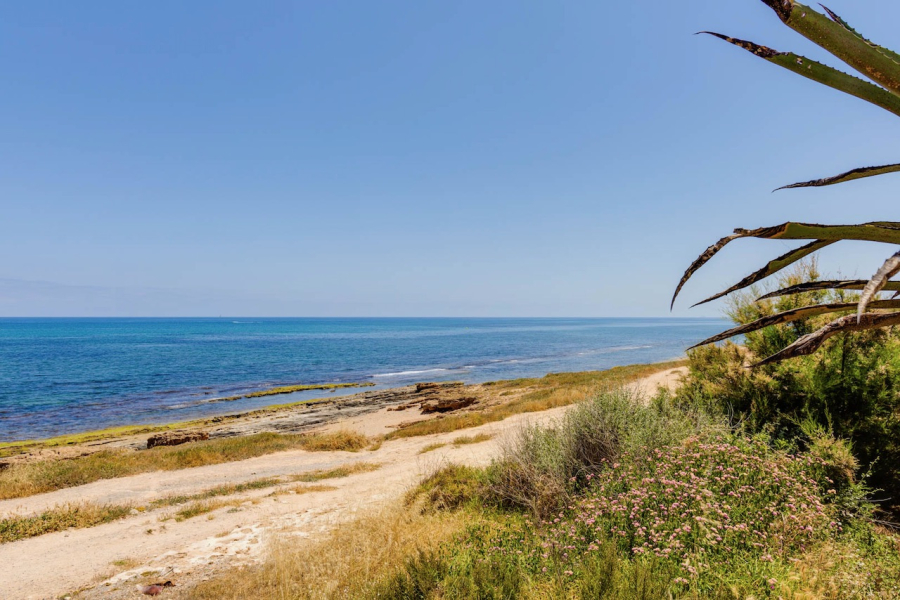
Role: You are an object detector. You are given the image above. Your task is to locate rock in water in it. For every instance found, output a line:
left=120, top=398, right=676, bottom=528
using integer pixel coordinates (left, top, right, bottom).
left=146, top=431, right=209, bottom=449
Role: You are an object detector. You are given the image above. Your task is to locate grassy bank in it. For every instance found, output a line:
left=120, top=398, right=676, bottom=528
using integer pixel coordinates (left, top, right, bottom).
left=0, top=430, right=368, bottom=501
left=385, top=361, right=685, bottom=439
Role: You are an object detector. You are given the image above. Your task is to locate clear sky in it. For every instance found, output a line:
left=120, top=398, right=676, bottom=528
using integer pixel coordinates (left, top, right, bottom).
left=2, top=1, right=898, bottom=317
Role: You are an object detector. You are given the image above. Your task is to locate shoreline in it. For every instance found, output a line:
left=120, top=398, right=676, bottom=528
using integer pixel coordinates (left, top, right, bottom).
left=2, top=317, right=722, bottom=444
left=0, top=359, right=687, bottom=463
left=0, top=361, right=690, bottom=599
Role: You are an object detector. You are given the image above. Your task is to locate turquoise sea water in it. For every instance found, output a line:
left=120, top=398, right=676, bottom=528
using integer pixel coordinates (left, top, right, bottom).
left=0, top=318, right=726, bottom=442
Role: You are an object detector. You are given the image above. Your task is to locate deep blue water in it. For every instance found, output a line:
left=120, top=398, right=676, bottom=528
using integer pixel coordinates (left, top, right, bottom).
left=0, top=318, right=726, bottom=442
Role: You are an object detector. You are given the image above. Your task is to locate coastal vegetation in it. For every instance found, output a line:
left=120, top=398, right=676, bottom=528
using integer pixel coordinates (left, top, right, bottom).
left=0, top=430, right=368, bottom=500
left=385, top=361, right=685, bottom=440
left=188, top=387, right=900, bottom=599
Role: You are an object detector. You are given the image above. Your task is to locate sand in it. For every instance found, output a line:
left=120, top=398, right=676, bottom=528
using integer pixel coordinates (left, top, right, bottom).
left=0, top=366, right=686, bottom=600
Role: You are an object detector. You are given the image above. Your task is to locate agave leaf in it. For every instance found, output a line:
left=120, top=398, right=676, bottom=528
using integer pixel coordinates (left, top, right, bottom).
left=858, top=251, right=900, bottom=320
left=757, top=279, right=900, bottom=300
left=776, top=163, right=900, bottom=190
left=700, top=33, right=900, bottom=118
left=691, top=240, right=834, bottom=307
left=671, top=232, right=746, bottom=310
left=760, top=1, right=900, bottom=96
left=689, top=299, right=900, bottom=349
left=755, top=311, right=900, bottom=365
left=818, top=4, right=900, bottom=68
left=736, top=222, right=900, bottom=244
left=671, top=222, right=900, bottom=308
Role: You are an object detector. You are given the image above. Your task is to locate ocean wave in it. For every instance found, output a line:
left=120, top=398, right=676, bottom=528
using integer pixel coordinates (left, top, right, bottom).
left=373, top=368, right=449, bottom=378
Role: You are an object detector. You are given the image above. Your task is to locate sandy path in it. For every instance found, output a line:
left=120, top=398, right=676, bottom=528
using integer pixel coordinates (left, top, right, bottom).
left=0, top=367, right=685, bottom=600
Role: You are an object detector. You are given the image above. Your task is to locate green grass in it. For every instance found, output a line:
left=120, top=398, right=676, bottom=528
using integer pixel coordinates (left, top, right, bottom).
left=0, top=503, right=134, bottom=543
left=0, top=430, right=370, bottom=501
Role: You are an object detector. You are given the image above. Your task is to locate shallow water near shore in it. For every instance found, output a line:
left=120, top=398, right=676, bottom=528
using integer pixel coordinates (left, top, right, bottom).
left=0, top=317, right=725, bottom=441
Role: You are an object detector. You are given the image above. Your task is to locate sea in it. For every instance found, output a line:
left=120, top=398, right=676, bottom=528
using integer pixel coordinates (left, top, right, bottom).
left=0, top=317, right=727, bottom=442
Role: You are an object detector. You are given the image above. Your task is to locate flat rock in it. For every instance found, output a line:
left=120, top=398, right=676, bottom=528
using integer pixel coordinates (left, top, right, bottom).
left=420, top=397, right=477, bottom=414
left=147, top=431, right=209, bottom=449
left=415, top=382, right=463, bottom=393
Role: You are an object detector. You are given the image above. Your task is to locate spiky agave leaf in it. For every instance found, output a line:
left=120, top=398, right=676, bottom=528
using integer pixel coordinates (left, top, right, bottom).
left=689, top=299, right=900, bottom=349
left=776, top=163, right=900, bottom=190
left=819, top=3, right=900, bottom=68
left=756, top=311, right=900, bottom=365
left=756, top=279, right=900, bottom=300
left=690, top=240, right=835, bottom=307
left=699, top=33, right=900, bottom=118
left=671, top=222, right=900, bottom=308
left=759, top=1, right=900, bottom=96
left=858, top=251, right=900, bottom=320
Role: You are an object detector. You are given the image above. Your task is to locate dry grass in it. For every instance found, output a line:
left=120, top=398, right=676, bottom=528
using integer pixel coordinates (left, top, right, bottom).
left=290, top=462, right=380, bottom=483
left=386, top=361, right=685, bottom=440
left=0, top=503, right=134, bottom=543
left=418, top=443, right=447, bottom=455
left=150, top=477, right=284, bottom=509
left=296, top=430, right=369, bottom=452
left=451, top=433, right=492, bottom=445
left=171, top=483, right=341, bottom=520
left=0, top=430, right=370, bottom=501
left=171, top=499, right=246, bottom=521
left=183, top=503, right=469, bottom=600
left=785, top=537, right=900, bottom=598
left=272, top=484, right=338, bottom=496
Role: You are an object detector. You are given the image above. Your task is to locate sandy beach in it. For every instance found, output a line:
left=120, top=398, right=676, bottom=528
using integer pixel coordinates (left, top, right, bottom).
left=0, top=364, right=685, bottom=599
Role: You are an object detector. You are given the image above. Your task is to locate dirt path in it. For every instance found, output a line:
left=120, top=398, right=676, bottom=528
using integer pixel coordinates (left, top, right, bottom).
left=0, top=367, right=685, bottom=600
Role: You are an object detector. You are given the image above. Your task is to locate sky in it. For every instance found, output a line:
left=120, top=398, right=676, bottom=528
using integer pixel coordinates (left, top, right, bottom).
left=2, top=0, right=899, bottom=317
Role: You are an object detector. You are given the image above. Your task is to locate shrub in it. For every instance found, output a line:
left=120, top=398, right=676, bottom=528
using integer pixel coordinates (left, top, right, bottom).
left=677, top=262, right=900, bottom=513
left=485, top=389, right=719, bottom=517
left=462, top=435, right=839, bottom=597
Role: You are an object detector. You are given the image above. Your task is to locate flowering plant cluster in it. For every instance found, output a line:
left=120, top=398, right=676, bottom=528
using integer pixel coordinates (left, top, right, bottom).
left=477, top=435, right=839, bottom=594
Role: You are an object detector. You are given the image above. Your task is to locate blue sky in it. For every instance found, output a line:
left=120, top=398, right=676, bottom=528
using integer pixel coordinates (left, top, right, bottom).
left=2, top=0, right=898, bottom=317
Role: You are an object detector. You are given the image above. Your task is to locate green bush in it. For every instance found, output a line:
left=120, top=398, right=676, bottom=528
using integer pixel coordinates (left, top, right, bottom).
left=484, top=389, right=719, bottom=518
left=677, top=261, right=900, bottom=513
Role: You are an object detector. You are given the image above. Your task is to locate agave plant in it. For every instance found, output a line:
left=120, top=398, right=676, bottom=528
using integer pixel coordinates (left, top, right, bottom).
left=673, top=0, right=900, bottom=365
